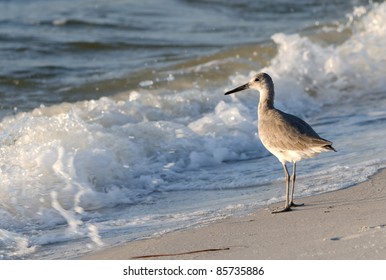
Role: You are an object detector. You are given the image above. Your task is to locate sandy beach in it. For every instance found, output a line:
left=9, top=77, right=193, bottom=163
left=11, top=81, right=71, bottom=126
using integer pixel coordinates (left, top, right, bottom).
left=79, top=168, right=386, bottom=260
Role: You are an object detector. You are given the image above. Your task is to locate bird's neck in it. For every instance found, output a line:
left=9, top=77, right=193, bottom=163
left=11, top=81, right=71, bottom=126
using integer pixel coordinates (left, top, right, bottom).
left=258, top=87, right=275, bottom=110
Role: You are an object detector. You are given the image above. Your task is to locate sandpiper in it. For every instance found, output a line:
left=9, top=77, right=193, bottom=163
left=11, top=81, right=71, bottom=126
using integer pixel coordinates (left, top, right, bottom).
left=225, top=73, right=336, bottom=213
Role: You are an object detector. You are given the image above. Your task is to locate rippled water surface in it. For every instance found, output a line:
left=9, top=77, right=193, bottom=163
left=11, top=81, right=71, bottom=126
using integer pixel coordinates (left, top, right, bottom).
left=0, top=0, right=385, bottom=259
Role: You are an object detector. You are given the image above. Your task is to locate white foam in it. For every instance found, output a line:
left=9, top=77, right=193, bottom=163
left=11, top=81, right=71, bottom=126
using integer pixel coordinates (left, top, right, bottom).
left=0, top=229, right=36, bottom=259
left=0, top=2, right=385, bottom=259
left=266, top=2, right=386, bottom=103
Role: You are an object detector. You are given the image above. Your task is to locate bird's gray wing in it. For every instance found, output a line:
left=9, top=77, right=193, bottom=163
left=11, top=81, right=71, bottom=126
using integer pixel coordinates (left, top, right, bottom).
left=259, top=109, right=332, bottom=151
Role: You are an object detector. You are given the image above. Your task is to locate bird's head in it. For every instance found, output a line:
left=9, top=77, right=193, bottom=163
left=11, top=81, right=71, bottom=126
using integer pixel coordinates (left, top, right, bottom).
left=224, top=72, right=273, bottom=95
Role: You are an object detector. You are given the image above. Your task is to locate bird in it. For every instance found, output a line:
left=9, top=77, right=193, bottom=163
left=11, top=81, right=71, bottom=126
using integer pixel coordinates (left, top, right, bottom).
left=224, top=72, right=336, bottom=213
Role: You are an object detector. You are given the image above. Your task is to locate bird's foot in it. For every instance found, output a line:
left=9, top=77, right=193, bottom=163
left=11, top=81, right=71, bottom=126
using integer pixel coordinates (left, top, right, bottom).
left=289, top=202, right=304, bottom=207
left=271, top=206, right=292, bottom=214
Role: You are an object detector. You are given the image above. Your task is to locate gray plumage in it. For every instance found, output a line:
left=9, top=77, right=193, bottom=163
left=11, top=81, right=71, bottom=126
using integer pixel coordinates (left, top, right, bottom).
left=225, top=72, right=336, bottom=213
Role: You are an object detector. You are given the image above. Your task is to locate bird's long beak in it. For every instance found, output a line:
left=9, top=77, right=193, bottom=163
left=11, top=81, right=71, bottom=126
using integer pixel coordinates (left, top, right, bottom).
left=224, top=83, right=250, bottom=95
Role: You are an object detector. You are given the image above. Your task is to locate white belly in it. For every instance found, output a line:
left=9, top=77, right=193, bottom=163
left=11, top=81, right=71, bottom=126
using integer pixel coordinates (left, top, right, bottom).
left=264, top=144, right=326, bottom=164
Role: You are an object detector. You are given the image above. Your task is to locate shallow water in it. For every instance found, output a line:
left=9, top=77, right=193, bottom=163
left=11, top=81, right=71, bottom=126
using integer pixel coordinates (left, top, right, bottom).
left=0, top=0, right=385, bottom=259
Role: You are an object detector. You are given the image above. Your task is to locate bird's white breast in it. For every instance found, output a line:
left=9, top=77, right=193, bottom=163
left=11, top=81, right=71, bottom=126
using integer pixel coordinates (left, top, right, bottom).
left=261, top=141, right=326, bottom=164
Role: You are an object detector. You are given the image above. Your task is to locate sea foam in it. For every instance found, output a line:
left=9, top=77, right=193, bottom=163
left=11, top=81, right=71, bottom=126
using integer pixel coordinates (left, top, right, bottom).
left=0, top=2, right=385, bottom=259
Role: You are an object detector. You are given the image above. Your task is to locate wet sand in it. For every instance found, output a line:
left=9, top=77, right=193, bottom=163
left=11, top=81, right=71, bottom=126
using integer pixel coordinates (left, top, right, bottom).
left=80, top=169, right=386, bottom=260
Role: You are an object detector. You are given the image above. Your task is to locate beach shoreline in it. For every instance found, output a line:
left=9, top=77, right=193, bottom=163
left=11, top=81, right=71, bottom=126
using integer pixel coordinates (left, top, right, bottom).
left=78, top=168, right=386, bottom=260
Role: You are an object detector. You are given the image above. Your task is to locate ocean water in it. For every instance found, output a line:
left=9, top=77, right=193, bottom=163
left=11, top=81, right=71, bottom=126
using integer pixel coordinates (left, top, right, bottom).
left=0, top=0, right=385, bottom=259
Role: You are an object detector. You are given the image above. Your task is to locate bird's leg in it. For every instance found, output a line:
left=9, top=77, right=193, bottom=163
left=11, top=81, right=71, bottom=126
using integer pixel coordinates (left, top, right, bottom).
left=272, top=163, right=291, bottom=213
left=289, top=162, right=304, bottom=207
